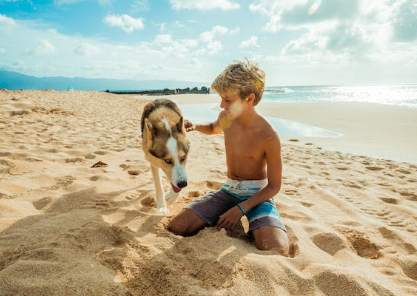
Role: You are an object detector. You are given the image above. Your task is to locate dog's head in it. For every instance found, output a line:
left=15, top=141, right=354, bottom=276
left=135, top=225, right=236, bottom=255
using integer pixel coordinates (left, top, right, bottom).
left=143, top=115, right=190, bottom=192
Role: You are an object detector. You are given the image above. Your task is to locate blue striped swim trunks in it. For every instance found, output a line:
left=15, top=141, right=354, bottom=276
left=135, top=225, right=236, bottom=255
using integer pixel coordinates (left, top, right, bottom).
left=185, top=178, right=286, bottom=232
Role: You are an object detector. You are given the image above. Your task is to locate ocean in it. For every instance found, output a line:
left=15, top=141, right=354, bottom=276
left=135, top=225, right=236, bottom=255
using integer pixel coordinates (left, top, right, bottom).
left=262, top=84, right=417, bottom=108
left=179, top=84, right=417, bottom=138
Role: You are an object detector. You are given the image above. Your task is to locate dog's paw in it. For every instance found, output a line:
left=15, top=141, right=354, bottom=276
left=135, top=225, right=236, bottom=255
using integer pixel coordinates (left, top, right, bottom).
left=157, top=206, right=169, bottom=214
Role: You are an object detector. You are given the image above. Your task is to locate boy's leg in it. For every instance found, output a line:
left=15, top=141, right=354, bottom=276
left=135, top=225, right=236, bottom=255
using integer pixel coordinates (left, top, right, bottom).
left=167, top=190, right=238, bottom=236
left=252, top=226, right=289, bottom=256
left=246, top=199, right=289, bottom=256
left=167, top=209, right=207, bottom=236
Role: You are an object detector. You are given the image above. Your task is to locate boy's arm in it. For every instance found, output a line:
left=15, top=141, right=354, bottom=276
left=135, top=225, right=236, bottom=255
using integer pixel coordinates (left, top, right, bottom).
left=186, top=111, right=226, bottom=135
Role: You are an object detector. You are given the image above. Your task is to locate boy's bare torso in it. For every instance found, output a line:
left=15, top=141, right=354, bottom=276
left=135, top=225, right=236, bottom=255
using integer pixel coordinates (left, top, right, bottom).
left=222, top=113, right=275, bottom=181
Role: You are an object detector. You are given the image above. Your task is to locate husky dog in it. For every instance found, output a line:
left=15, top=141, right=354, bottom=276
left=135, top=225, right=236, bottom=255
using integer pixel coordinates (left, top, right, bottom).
left=141, top=99, right=190, bottom=213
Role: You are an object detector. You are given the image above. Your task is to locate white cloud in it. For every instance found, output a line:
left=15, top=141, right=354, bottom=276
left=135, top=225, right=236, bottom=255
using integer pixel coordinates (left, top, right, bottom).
left=73, top=43, right=101, bottom=56
left=182, top=39, right=198, bottom=48
left=199, top=25, right=238, bottom=43
left=253, top=0, right=417, bottom=63
left=200, top=26, right=228, bottom=43
left=26, top=40, right=56, bottom=55
left=168, top=0, right=240, bottom=11
left=250, top=0, right=360, bottom=32
left=131, top=0, right=150, bottom=12
left=154, top=34, right=172, bottom=44
left=0, top=14, right=210, bottom=81
left=240, top=36, right=259, bottom=48
left=1, top=1, right=416, bottom=85
left=392, top=0, right=417, bottom=42
left=104, top=14, right=145, bottom=33
left=206, top=41, right=222, bottom=55
left=196, top=25, right=239, bottom=56
left=0, top=14, right=17, bottom=26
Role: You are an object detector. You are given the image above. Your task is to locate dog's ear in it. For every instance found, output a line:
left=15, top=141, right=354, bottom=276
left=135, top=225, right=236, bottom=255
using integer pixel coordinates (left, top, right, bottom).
left=176, top=117, right=184, bottom=132
left=144, top=119, right=155, bottom=140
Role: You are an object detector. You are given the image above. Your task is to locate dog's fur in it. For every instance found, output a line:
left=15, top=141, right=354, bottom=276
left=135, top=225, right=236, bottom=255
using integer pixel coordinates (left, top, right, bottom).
left=141, top=99, right=190, bottom=213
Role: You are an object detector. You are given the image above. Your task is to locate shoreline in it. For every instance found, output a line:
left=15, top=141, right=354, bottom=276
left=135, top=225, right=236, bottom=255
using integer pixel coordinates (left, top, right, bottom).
left=141, top=93, right=417, bottom=164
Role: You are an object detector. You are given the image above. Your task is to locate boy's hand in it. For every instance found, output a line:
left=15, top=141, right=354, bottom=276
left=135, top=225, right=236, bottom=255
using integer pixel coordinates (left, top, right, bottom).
left=216, top=206, right=243, bottom=230
left=184, top=119, right=196, bottom=132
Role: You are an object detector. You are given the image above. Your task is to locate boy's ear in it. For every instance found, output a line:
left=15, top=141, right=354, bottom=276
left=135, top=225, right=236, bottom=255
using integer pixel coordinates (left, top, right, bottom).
left=245, top=93, right=255, bottom=102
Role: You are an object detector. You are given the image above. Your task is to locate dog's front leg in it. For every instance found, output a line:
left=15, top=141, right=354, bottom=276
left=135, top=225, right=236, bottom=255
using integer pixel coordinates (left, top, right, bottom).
left=166, top=189, right=180, bottom=206
left=151, top=165, right=169, bottom=214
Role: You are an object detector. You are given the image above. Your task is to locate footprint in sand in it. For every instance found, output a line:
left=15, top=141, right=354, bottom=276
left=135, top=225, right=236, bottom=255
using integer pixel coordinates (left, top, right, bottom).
left=188, top=190, right=204, bottom=198
left=378, top=196, right=399, bottom=204
left=337, top=228, right=382, bottom=259
left=205, top=180, right=222, bottom=190
left=32, top=197, right=53, bottom=210
left=141, top=196, right=155, bottom=207
left=284, top=189, right=298, bottom=196
left=400, top=259, right=417, bottom=281
left=343, top=182, right=363, bottom=189
left=94, top=151, right=107, bottom=155
left=399, top=191, right=417, bottom=201
left=365, top=166, right=384, bottom=171
left=336, top=166, right=349, bottom=171
left=314, top=270, right=388, bottom=296
left=311, top=232, right=351, bottom=256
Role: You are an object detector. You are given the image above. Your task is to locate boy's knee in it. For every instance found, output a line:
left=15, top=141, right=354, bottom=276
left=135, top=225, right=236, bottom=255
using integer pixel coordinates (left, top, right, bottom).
left=253, top=227, right=290, bottom=256
left=166, top=214, right=200, bottom=236
left=255, top=240, right=289, bottom=256
left=167, top=209, right=207, bottom=236
left=166, top=218, right=187, bottom=236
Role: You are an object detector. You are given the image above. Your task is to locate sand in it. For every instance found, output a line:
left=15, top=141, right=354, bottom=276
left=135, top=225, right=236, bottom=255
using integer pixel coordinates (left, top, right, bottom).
left=0, top=90, right=416, bottom=296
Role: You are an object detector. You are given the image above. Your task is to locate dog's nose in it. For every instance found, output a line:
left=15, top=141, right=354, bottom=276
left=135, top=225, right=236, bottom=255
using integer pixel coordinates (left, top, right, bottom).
left=177, top=180, right=187, bottom=188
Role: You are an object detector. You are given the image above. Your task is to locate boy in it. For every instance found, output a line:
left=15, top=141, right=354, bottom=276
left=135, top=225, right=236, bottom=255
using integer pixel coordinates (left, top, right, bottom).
left=167, top=59, right=289, bottom=256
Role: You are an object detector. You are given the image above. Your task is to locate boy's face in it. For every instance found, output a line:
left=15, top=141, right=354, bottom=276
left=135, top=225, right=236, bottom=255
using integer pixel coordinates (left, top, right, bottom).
left=219, top=93, right=246, bottom=120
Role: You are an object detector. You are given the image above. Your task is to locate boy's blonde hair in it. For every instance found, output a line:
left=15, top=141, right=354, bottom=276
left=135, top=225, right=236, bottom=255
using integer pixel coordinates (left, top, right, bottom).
left=211, top=59, right=265, bottom=106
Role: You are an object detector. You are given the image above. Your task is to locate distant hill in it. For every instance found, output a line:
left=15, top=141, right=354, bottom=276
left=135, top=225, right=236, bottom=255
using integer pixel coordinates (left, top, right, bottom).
left=0, top=70, right=208, bottom=91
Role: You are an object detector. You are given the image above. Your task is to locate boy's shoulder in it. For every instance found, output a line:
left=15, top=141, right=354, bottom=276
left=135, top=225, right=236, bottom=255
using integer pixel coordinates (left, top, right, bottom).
left=249, top=114, right=279, bottom=140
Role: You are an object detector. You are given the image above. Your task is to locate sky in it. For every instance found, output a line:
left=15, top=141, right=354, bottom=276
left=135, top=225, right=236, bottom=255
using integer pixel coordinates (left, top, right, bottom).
left=0, top=0, right=416, bottom=86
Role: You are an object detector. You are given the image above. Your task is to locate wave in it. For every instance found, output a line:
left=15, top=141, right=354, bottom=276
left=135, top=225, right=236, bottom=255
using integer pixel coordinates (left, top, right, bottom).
left=265, top=87, right=293, bottom=94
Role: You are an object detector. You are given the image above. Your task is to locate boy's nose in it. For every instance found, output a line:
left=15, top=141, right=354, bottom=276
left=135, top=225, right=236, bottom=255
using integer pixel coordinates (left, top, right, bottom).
left=220, top=100, right=226, bottom=109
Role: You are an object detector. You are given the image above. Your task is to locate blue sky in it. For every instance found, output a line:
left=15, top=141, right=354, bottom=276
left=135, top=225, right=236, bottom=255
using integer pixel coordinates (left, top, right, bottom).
left=0, top=0, right=416, bottom=86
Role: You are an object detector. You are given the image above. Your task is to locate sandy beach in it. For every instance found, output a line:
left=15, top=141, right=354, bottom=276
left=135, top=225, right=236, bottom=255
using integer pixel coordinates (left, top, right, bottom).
left=1, top=90, right=417, bottom=295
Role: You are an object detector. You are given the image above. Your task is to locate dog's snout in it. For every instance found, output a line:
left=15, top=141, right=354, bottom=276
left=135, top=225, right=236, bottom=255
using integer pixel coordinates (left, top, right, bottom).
left=177, top=180, right=187, bottom=188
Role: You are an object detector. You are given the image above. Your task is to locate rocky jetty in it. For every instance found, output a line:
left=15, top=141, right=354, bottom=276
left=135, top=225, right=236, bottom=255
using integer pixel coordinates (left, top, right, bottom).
left=107, top=86, right=209, bottom=95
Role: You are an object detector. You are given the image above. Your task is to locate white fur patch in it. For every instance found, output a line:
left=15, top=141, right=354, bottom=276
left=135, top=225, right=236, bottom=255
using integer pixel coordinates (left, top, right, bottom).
left=161, top=118, right=171, bottom=133
left=166, top=136, right=187, bottom=186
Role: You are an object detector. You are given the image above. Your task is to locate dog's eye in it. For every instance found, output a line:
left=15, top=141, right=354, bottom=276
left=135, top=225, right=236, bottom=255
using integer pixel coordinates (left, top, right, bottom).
left=164, top=159, right=172, bottom=164
left=180, top=156, right=186, bottom=162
